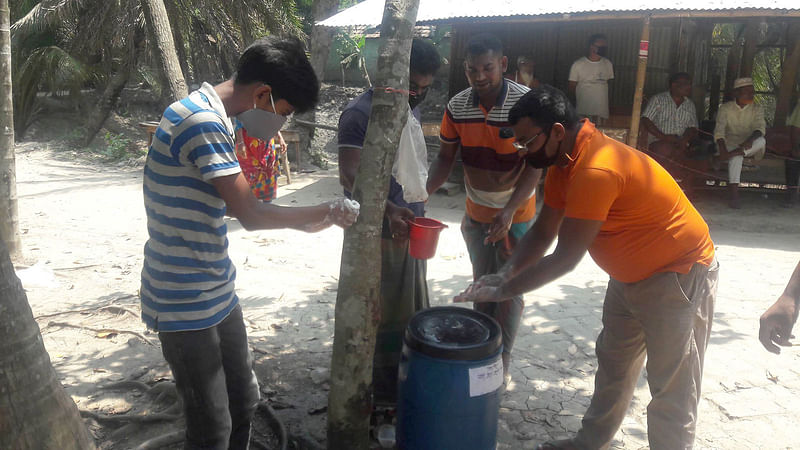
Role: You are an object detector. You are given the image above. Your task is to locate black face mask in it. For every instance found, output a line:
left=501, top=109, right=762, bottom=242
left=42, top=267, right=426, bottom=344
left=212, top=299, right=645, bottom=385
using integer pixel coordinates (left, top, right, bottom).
left=525, top=131, right=561, bottom=169
left=596, top=46, right=608, bottom=58
left=408, top=90, right=428, bottom=110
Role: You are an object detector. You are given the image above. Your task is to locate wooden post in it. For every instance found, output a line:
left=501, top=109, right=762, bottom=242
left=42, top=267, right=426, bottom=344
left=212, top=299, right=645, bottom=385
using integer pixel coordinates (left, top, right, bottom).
left=740, top=20, right=761, bottom=77
left=709, top=72, right=721, bottom=119
left=774, top=24, right=800, bottom=127
left=677, top=18, right=698, bottom=73
left=628, top=16, right=651, bottom=147
left=690, top=21, right=714, bottom=123
left=723, top=23, right=745, bottom=99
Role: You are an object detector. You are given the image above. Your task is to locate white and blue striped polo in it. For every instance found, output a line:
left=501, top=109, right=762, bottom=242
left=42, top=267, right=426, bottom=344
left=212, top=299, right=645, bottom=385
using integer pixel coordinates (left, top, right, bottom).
left=140, top=82, right=242, bottom=332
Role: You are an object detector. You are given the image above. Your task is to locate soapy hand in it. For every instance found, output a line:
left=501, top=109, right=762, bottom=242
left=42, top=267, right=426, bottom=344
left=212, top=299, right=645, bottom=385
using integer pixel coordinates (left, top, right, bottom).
left=304, top=198, right=360, bottom=232
left=454, top=273, right=508, bottom=304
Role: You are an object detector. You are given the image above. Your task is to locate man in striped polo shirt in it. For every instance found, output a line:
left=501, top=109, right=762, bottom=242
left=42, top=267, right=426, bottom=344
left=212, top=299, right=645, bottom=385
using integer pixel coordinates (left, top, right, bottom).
left=641, top=72, right=704, bottom=183
left=427, top=33, right=542, bottom=376
left=141, top=36, right=358, bottom=449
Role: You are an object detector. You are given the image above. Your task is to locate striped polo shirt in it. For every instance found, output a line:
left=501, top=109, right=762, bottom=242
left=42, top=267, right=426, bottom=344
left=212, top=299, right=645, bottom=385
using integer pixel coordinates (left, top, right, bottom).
left=140, top=82, right=241, bottom=332
left=439, top=79, right=536, bottom=223
left=642, top=91, right=698, bottom=143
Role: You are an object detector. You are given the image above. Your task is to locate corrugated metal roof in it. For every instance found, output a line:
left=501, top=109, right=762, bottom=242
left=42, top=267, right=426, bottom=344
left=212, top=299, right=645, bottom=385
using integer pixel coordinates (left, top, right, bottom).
left=319, top=0, right=800, bottom=27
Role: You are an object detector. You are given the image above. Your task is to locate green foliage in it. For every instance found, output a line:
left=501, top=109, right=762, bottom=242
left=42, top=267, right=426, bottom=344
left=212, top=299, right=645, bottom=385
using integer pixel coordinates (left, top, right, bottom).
left=708, top=22, right=791, bottom=126
left=12, top=45, right=95, bottom=134
left=101, top=131, right=135, bottom=160
left=335, top=31, right=370, bottom=86
left=64, top=127, right=86, bottom=144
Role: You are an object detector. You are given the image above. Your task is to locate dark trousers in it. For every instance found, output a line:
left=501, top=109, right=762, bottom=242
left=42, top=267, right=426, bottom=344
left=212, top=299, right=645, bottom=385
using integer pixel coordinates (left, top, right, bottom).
left=159, top=304, right=260, bottom=450
left=373, top=236, right=429, bottom=405
left=461, top=215, right=531, bottom=358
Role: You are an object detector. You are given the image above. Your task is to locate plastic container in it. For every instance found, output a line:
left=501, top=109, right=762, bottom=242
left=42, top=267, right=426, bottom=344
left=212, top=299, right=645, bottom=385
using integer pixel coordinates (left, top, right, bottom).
left=407, top=217, right=447, bottom=259
left=397, top=306, right=503, bottom=450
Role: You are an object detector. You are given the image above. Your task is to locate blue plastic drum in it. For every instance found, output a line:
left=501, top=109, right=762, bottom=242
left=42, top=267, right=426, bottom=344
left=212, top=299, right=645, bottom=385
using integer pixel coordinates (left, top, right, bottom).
left=396, top=306, right=503, bottom=450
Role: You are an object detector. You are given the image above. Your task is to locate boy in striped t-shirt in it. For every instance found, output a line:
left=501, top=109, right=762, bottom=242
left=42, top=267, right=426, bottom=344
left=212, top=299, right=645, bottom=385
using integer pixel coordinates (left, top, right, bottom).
left=141, top=36, right=358, bottom=448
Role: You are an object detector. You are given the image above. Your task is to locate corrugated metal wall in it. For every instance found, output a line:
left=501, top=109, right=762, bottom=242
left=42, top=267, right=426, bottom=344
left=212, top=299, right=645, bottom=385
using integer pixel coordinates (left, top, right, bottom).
left=450, top=19, right=681, bottom=116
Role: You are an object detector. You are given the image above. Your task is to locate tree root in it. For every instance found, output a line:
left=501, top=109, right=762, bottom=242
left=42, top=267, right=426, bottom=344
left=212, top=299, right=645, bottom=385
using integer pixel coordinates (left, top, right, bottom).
left=35, top=304, right=140, bottom=321
left=101, top=380, right=152, bottom=392
left=257, top=400, right=288, bottom=450
left=42, top=321, right=156, bottom=345
left=79, top=409, right=180, bottom=424
left=133, top=430, right=184, bottom=450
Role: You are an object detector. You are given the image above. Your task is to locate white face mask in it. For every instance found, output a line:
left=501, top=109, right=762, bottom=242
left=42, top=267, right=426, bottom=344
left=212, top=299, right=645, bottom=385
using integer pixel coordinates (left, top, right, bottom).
left=236, top=92, right=287, bottom=141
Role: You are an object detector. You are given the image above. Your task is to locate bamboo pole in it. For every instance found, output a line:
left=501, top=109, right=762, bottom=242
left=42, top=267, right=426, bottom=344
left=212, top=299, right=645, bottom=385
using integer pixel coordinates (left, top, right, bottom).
left=628, top=16, right=651, bottom=147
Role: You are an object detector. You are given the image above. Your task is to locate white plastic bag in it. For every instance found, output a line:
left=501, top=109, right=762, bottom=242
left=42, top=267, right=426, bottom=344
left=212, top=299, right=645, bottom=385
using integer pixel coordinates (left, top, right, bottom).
left=392, top=108, right=429, bottom=203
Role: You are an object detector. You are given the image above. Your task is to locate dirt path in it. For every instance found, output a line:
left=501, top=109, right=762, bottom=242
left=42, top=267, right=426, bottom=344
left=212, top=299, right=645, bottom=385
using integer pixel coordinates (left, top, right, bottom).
left=14, top=143, right=800, bottom=449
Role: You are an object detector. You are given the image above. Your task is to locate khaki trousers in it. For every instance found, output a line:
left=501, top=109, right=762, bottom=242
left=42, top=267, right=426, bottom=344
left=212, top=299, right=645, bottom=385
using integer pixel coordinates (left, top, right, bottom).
left=574, top=259, right=719, bottom=450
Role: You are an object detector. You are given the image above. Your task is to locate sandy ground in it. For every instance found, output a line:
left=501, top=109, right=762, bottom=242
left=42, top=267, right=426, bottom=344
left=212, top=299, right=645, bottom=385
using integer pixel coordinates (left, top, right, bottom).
left=13, top=143, right=800, bottom=449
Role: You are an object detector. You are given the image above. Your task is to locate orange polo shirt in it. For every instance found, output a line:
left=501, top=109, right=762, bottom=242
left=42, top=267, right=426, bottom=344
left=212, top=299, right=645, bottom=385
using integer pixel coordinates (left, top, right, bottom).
left=544, top=120, right=715, bottom=283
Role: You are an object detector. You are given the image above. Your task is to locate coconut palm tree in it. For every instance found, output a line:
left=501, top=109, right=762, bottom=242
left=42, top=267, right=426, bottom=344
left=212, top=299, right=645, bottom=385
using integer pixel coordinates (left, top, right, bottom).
left=0, top=238, right=95, bottom=448
left=1, top=0, right=20, bottom=258
left=10, top=0, right=306, bottom=141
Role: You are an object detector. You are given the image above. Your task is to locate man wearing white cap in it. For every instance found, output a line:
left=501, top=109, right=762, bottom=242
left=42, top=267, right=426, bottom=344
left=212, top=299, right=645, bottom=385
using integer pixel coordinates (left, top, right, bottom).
left=713, top=77, right=766, bottom=208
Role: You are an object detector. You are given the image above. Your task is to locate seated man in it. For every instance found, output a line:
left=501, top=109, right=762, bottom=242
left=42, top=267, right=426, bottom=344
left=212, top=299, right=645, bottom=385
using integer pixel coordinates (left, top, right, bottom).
left=714, top=77, right=766, bottom=208
left=641, top=72, right=701, bottom=177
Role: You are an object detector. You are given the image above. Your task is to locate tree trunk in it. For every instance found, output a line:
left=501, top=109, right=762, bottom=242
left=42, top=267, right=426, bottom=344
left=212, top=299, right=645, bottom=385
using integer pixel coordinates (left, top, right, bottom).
left=309, top=0, right=339, bottom=79
left=291, top=0, right=340, bottom=166
left=0, top=238, right=95, bottom=449
left=775, top=24, right=800, bottom=127
left=327, top=1, right=419, bottom=448
left=141, top=0, right=187, bottom=102
left=83, top=25, right=146, bottom=147
left=163, top=0, right=193, bottom=87
left=0, top=0, right=20, bottom=259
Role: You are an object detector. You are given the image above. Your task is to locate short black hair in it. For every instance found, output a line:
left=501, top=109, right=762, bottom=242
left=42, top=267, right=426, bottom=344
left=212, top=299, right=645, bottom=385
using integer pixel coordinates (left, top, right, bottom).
left=410, top=38, right=441, bottom=76
left=234, top=36, right=319, bottom=113
left=509, top=85, right=579, bottom=130
left=466, top=33, right=503, bottom=58
left=588, top=34, right=608, bottom=47
left=668, top=72, right=691, bottom=85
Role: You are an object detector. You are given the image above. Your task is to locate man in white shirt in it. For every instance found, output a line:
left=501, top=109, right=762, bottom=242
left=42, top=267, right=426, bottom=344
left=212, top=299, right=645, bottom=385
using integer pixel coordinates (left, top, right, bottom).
left=714, top=77, right=766, bottom=208
left=568, top=34, right=614, bottom=124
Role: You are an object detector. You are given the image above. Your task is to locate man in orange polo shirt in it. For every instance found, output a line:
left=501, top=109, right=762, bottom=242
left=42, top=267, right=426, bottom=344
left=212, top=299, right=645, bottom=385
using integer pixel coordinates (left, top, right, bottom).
left=455, top=86, right=718, bottom=450
left=427, top=33, right=542, bottom=375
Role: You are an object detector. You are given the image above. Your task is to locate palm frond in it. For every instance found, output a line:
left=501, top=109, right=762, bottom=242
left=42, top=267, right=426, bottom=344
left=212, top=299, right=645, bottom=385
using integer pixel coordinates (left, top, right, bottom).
left=10, top=0, right=90, bottom=45
left=13, top=45, right=94, bottom=133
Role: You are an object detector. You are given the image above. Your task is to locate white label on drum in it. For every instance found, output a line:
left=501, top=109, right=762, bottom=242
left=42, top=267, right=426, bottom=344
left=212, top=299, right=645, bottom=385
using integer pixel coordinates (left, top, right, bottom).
left=468, top=359, right=504, bottom=397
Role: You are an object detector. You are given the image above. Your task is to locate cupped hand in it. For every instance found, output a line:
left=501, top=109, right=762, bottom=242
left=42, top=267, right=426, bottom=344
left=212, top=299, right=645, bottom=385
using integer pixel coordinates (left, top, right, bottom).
left=759, top=295, right=798, bottom=354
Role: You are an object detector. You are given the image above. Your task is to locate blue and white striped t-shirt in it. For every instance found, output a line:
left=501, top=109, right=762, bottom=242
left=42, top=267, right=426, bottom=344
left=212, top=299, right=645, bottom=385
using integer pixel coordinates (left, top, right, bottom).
left=140, top=82, right=242, bottom=332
